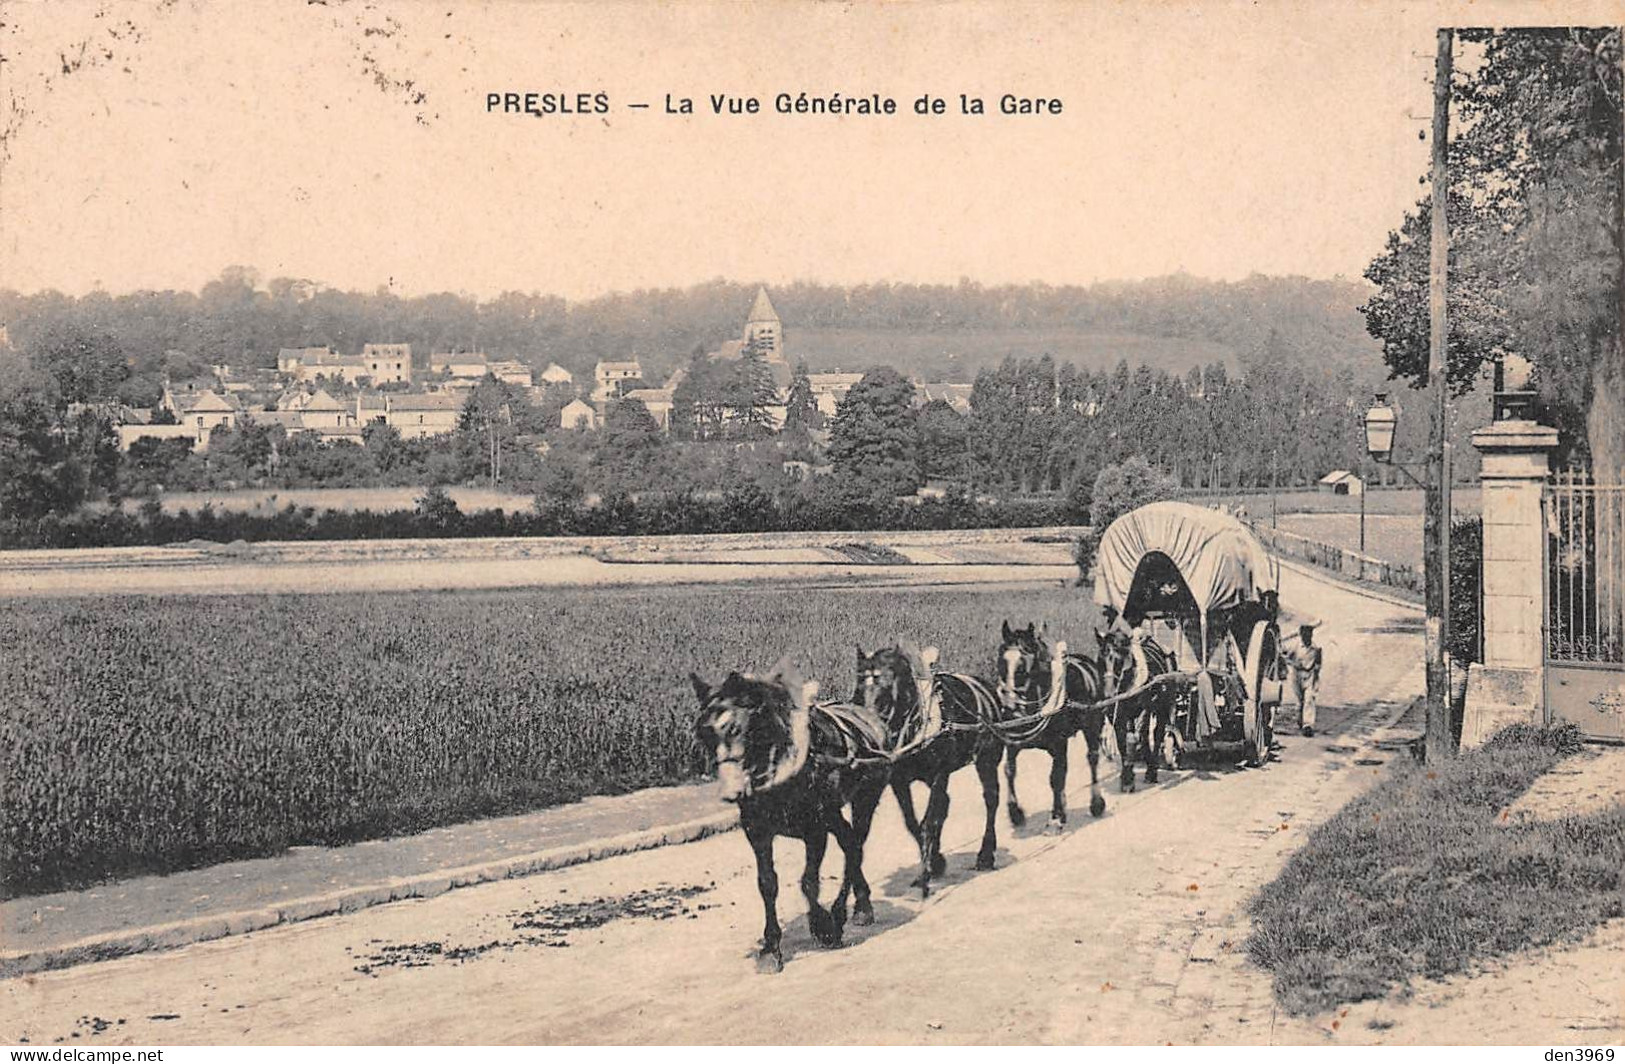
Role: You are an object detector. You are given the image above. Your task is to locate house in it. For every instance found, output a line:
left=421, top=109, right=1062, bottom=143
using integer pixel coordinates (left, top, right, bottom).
left=279, top=347, right=371, bottom=384
left=243, top=392, right=379, bottom=443
left=429, top=352, right=491, bottom=378
left=356, top=394, right=389, bottom=425
left=1318, top=470, right=1365, bottom=496
left=560, top=398, right=597, bottom=430
left=385, top=392, right=463, bottom=440
left=915, top=382, right=974, bottom=414
left=489, top=360, right=534, bottom=388
left=297, top=389, right=352, bottom=430
left=807, top=372, right=864, bottom=417
left=539, top=363, right=574, bottom=385
left=362, top=343, right=413, bottom=385
left=594, top=360, right=644, bottom=401
left=121, top=386, right=238, bottom=451
left=278, top=346, right=332, bottom=374
left=163, top=386, right=238, bottom=437
left=621, top=387, right=675, bottom=431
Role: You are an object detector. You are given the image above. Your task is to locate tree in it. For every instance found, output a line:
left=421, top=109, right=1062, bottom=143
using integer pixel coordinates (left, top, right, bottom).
left=27, top=325, right=129, bottom=407
left=592, top=398, right=667, bottom=494
left=670, top=348, right=726, bottom=441
left=119, top=436, right=195, bottom=496
left=1361, top=28, right=1623, bottom=476
left=728, top=337, right=780, bottom=438
left=783, top=362, right=818, bottom=437
left=1073, top=456, right=1180, bottom=581
left=459, top=376, right=526, bottom=486
left=363, top=420, right=404, bottom=474
left=914, top=399, right=969, bottom=482
left=827, top=366, right=920, bottom=497
left=415, top=485, right=462, bottom=530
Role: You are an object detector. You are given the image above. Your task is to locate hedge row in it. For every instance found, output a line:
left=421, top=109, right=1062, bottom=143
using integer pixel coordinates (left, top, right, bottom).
left=0, top=490, right=1075, bottom=550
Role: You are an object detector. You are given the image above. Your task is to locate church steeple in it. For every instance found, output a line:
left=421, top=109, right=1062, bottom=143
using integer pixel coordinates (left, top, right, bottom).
left=742, top=286, right=783, bottom=360
left=746, top=286, right=779, bottom=326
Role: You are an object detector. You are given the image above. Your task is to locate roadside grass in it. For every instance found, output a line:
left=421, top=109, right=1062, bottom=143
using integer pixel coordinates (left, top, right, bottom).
left=1247, top=723, right=1625, bottom=1016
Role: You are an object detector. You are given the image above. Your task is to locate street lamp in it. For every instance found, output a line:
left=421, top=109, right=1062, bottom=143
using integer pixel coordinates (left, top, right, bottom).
left=1364, top=393, right=1398, bottom=465
left=1364, top=393, right=1425, bottom=487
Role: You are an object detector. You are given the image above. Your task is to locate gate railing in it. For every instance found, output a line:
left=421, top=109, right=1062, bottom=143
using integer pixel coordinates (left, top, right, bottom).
left=1545, top=469, right=1625, bottom=666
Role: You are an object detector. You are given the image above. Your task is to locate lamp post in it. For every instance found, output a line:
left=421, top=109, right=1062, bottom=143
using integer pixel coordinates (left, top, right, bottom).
left=1359, top=463, right=1367, bottom=554
left=1364, top=384, right=1453, bottom=761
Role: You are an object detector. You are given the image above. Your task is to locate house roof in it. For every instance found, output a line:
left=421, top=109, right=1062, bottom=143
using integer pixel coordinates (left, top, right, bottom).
left=595, top=360, right=642, bottom=374
left=390, top=393, right=464, bottom=412
left=173, top=389, right=236, bottom=414
left=917, top=382, right=974, bottom=409
left=622, top=388, right=673, bottom=405
left=302, top=389, right=346, bottom=412
left=747, top=286, right=779, bottom=324
left=251, top=410, right=308, bottom=430
left=1318, top=470, right=1359, bottom=483
left=363, top=343, right=411, bottom=357
left=540, top=363, right=573, bottom=381
left=807, top=373, right=864, bottom=388
left=561, top=398, right=595, bottom=411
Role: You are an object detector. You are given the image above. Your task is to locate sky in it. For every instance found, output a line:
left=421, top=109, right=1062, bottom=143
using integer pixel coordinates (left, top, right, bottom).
left=0, top=0, right=1615, bottom=302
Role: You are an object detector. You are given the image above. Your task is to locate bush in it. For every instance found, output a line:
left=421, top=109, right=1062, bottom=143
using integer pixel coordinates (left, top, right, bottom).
left=1450, top=516, right=1484, bottom=663
left=1073, top=456, right=1179, bottom=582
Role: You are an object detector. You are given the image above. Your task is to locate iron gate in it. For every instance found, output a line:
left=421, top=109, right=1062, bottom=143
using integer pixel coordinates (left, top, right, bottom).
left=1544, top=469, right=1625, bottom=741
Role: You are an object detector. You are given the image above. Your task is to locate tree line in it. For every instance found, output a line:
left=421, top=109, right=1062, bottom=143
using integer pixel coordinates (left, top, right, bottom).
left=0, top=272, right=1383, bottom=407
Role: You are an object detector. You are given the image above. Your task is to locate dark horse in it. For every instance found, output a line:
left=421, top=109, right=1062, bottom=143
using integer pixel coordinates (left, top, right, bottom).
left=996, top=621, right=1111, bottom=830
left=1095, top=625, right=1178, bottom=792
left=691, top=667, right=890, bottom=973
left=855, top=644, right=1004, bottom=895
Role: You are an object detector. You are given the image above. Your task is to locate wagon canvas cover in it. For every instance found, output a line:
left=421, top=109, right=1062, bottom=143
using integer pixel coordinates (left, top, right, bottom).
left=1092, top=501, right=1278, bottom=621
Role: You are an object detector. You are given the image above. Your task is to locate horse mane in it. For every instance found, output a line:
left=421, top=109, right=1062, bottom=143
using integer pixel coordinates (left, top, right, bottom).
left=739, top=661, right=813, bottom=792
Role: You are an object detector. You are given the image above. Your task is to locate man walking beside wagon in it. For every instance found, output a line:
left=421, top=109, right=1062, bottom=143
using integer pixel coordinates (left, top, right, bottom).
left=1283, top=621, right=1323, bottom=737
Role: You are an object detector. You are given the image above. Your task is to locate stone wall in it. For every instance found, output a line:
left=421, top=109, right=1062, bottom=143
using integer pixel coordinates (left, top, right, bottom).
left=1248, top=523, right=1423, bottom=597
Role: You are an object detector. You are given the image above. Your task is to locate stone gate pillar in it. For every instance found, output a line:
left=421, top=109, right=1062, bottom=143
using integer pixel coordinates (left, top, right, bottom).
left=1460, top=418, right=1560, bottom=746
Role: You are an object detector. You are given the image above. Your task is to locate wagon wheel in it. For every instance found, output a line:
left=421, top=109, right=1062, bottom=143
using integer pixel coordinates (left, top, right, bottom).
left=1242, top=621, right=1281, bottom=767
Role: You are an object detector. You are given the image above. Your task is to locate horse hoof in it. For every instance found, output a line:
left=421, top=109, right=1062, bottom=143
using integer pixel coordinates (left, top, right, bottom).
left=974, top=853, right=995, bottom=871
left=853, top=907, right=875, bottom=927
left=1146, top=771, right=1159, bottom=785
left=930, top=853, right=947, bottom=876
left=755, top=949, right=784, bottom=975
left=1090, top=795, right=1107, bottom=818
left=1122, top=778, right=1136, bottom=794
left=1007, top=805, right=1027, bottom=828
left=1044, top=819, right=1064, bottom=836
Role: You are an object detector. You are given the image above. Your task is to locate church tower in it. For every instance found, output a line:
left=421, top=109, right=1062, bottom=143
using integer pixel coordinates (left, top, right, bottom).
left=742, top=286, right=783, bottom=360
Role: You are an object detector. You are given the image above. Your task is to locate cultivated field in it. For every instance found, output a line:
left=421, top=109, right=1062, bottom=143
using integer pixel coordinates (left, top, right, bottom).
left=0, top=580, right=1101, bottom=898
left=119, top=486, right=538, bottom=515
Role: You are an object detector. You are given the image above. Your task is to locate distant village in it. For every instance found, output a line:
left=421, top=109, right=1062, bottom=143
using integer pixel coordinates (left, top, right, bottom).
left=111, top=288, right=973, bottom=454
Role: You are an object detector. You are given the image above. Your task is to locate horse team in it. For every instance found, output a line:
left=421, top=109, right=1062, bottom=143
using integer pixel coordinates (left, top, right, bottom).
left=690, top=619, right=1178, bottom=974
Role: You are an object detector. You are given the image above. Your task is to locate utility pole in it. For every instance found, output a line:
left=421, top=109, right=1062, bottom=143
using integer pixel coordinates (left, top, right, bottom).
left=1271, top=449, right=1279, bottom=529
left=1425, top=28, right=1455, bottom=762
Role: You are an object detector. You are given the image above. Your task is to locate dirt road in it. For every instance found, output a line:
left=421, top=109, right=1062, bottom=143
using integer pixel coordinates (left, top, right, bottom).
left=5, top=564, right=1565, bottom=1046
